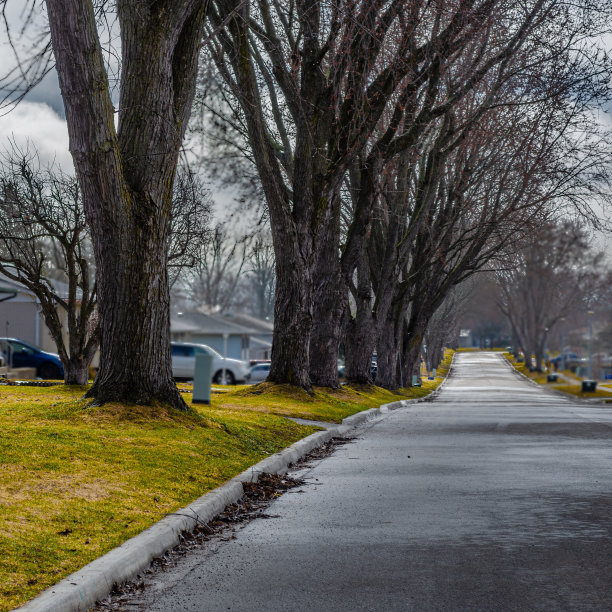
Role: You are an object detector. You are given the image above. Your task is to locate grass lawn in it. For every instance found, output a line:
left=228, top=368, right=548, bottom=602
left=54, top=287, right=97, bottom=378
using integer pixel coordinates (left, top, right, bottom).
left=504, top=354, right=612, bottom=401
left=1, top=353, right=452, bottom=610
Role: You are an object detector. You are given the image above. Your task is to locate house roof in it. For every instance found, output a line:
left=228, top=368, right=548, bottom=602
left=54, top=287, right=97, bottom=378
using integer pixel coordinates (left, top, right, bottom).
left=215, top=311, right=273, bottom=333
left=170, top=309, right=273, bottom=337
left=171, top=310, right=252, bottom=336
left=0, top=272, right=76, bottom=301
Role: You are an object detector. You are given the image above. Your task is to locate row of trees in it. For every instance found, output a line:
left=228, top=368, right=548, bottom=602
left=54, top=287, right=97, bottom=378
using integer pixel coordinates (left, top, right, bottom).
left=1, top=1, right=611, bottom=406
left=201, top=0, right=612, bottom=390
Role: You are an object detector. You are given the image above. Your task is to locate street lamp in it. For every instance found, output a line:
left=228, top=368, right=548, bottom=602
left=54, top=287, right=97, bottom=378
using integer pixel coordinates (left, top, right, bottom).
left=559, top=317, right=565, bottom=374
left=588, top=310, right=594, bottom=380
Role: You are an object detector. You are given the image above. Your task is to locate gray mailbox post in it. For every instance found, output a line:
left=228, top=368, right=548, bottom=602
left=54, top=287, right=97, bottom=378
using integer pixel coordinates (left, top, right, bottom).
left=192, top=353, right=213, bottom=405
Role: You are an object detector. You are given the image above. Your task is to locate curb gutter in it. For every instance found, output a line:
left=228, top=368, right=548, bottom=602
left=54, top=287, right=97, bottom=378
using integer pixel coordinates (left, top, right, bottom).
left=17, top=362, right=453, bottom=612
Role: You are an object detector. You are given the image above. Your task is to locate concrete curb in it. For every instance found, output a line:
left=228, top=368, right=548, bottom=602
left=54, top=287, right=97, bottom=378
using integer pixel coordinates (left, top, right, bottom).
left=17, top=365, right=452, bottom=612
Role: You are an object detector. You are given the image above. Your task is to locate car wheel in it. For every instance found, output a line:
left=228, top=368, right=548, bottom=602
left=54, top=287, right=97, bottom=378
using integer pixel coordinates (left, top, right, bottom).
left=213, top=369, right=235, bottom=385
left=39, top=362, right=61, bottom=380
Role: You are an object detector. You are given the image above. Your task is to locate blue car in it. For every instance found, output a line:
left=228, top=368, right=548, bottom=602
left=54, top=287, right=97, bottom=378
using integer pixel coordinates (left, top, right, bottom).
left=0, top=338, right=64, bottom=380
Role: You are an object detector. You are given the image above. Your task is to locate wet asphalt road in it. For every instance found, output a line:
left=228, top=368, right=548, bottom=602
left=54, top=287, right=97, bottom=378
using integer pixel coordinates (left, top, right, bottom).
left=125, top=352, right=612, bottom=611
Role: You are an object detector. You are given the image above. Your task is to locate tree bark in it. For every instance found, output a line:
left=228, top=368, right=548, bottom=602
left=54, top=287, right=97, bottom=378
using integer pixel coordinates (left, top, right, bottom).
left=309, top=195, right=345, bottom=388
left=344, top=252, right=376, bottom=385
left=45, top=0, right=206, bottom=408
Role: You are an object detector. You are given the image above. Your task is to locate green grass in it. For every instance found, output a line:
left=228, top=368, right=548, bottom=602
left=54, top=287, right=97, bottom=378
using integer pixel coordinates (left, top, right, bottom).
left=0, top=386, right=316, bottom=611
left=503, top=353, right=612, bottom=401
left=0, top=352, right=453, bottom=610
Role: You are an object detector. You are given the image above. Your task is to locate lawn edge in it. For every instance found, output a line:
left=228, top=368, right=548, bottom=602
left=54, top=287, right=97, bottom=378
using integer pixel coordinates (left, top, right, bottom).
left=502, top=353, right=612, bottom=404
left=16, top=359, right=453, bottom=612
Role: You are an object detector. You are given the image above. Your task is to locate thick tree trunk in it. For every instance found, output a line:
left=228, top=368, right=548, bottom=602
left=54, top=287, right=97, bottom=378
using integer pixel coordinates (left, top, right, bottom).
left=46, top=0, right=206, bottom=409
left=86, top=206, right=180, bottom=404
left=376, top=301, right=403, bottom=390
left=309, top=285, right=345, bottom=388
left=268, top=235, right=312, bottom=387
left=534, top=345, right=545, bottom=372
left=402, top=329, right=425, bottom=387
left=400, top=297, right=435, bottom=387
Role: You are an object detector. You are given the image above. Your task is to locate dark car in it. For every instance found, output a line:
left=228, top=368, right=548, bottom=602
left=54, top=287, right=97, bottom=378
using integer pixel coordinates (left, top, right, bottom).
left=0, top=338, right=64, bottom=379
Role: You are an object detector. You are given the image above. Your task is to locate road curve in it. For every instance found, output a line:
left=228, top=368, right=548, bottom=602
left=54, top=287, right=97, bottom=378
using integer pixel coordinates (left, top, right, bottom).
left=125, top=352, right=612, bottom=611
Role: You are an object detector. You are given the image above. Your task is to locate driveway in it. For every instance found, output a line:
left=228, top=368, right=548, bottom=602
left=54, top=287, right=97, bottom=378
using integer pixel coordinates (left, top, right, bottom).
left=119, top=352, right=612, bottom=611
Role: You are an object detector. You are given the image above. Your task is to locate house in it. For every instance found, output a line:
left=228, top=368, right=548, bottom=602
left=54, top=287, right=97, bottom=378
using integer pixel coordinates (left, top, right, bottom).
left=170, top=309, right=273, bottom=362
left=458, top=329, right=474, bottom=348
left=0, top=275, right=63, bottom=352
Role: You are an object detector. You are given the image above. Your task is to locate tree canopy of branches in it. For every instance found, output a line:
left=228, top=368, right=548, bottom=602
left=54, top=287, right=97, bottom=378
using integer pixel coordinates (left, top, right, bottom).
left=339, top=2, right=612, bottom=389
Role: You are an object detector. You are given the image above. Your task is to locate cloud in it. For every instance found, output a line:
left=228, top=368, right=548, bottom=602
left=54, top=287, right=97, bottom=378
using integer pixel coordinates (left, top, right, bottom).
left=0, top=101, right=72, bottom=172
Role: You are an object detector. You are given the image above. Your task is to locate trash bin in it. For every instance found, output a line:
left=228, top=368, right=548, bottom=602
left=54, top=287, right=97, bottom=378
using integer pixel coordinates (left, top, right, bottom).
left=193, top=353, right=213, bottom=404
left=547, top=373, right=558, bottom=382
left=581, top=380, right=597, bottom=393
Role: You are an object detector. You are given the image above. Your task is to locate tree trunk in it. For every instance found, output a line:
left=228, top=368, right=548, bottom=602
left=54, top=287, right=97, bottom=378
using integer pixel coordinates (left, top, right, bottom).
left=402, top=329, right=425, bottom=387
left=344, top=254, right=376, bottom=384
left=64, top=358, right=92, bottom=386
left=309, top=198, right=344, bottom=388
left=45, top=0, right=206, bottom=408
left=268, top=233, right=312, bottom=387
left=309, top=286, right=345, bottom=388
left=376, top=296, right=404, bottom=390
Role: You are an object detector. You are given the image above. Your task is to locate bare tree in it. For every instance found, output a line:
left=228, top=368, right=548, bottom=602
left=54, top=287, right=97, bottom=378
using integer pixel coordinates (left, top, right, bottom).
left=183, top=221, right=251, bottom=313
left=497, top=221, right=604, bottom=372
left=245, top=232, right=275, bottom=321
left=424, top=283, right=473, bottom=373
left=168, top=165, right=213, bottom=289
left=41, top=0, right=208, bottom=408
left=0, top=150, right=97, bottom=384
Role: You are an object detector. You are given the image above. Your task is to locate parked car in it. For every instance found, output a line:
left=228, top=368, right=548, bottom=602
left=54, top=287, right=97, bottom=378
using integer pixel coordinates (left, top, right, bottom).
left=249, top=361, right=271, bottom=383
left=171, top=342, right=250, bottom=384
left=549, top=352, right=580, bottom=368
left=0, top=338, right=64, bottom=379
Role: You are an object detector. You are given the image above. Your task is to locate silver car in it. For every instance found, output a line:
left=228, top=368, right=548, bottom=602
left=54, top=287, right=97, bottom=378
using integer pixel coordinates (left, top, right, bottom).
left=171, top=342, right=251, bottom=384
left=249, top=362, right=271, bottom=383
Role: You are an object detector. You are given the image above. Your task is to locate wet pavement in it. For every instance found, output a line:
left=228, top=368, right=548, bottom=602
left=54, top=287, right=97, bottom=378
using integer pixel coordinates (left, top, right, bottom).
left=115, top=352, right=612, bottom=611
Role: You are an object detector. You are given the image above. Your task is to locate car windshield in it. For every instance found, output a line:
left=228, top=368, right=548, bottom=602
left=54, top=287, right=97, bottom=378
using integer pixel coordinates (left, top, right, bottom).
left=194, top=344, right=221, bottom=358
left=0, top=339, right=38, bottom=354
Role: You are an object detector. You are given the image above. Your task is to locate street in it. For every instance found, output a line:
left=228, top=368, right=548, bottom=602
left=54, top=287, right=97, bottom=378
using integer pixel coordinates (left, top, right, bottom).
left=119, top=352, right=612, bottom=611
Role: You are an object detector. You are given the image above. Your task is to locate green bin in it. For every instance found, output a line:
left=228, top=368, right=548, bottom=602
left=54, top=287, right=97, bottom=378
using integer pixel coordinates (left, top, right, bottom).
left=193, top=354, right=213, bottom=404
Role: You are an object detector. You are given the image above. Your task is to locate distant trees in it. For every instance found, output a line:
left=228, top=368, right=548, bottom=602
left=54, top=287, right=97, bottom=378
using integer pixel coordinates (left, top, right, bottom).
left=496, top=221, right=605, bottom=372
